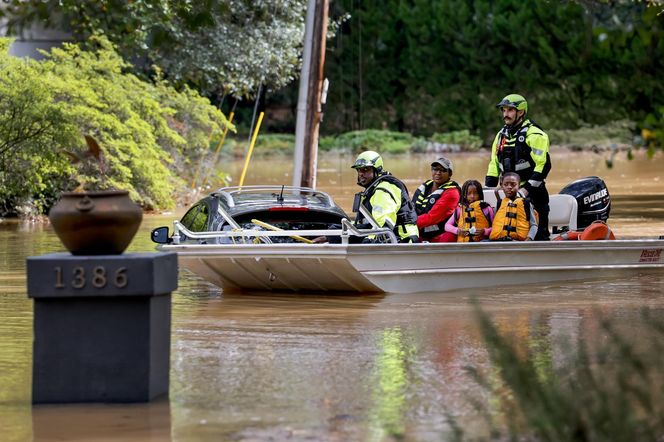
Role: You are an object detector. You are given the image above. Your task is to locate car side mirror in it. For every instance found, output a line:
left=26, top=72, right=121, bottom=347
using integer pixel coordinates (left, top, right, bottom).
left=151, top=226, right=171, bottom=244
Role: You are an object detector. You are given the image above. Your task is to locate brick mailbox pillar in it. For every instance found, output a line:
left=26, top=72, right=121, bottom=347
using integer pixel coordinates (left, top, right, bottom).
left=27, top=252, right=178, bottom=403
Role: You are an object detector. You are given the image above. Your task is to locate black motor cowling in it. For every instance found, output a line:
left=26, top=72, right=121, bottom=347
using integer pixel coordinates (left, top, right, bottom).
left=559, top=176, right=611, bottom=230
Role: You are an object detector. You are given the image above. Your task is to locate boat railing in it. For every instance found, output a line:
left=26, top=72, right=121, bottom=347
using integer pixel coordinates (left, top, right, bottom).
left=170, top=218, right=399, bottom=245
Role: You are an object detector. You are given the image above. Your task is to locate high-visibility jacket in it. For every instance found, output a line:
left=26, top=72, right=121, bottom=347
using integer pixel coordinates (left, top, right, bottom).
left=490, top=197, right=532, bottom=241
left=485, top=119, right=551, bottom=193
left=355, top=173, right=419, bottom=242
left=456, top=201, right=492, bottom=242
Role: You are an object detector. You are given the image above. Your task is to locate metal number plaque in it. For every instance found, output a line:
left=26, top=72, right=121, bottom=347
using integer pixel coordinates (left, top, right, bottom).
left=53, top=265, right=129, bottom=289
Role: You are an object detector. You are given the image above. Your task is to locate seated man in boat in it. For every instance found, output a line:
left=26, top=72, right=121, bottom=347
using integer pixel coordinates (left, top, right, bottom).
left=351, top=151, right=420, bottom=243
left=314, top=151, right=419, bottom=243
left=411, top=156, right=460, bottom=242
left=490, top=172, right=538, bottom=241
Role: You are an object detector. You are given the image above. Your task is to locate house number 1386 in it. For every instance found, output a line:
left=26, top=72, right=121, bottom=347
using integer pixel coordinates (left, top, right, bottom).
left=54, top=266, right=128, bottom=289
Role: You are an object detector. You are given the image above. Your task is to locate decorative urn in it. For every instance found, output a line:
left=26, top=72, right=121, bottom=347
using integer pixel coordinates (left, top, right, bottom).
left=48, top=190, right=143, bottom=255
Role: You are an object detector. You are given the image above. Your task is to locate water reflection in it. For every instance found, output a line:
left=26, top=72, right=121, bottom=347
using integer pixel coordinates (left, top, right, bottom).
left=369, top=327, right=408, bottom=440
left=0, top=152, right=663, bottom=440
left=2, top=269, right=664, bottom=440
left=31, top=400, right=171, bottom=441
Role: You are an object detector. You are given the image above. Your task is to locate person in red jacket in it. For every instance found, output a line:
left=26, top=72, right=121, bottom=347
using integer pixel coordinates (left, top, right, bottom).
left=411, top=157, right=461, bottom=242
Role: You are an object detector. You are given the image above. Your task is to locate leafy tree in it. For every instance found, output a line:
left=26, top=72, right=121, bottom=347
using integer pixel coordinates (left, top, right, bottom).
left=0, top=0, right=307, bottom=98
left=324, top=0, right=664, bottom=146
left=0, top=37, right=232, bottom=216
left=0, top=39, right=74, bottom=216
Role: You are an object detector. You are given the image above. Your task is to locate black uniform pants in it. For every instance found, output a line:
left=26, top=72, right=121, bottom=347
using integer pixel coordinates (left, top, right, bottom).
left=529, top=183, right=550, bottom=241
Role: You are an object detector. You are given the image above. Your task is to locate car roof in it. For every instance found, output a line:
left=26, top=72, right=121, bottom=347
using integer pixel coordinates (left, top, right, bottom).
left=209, top=185, right=344, bottom=214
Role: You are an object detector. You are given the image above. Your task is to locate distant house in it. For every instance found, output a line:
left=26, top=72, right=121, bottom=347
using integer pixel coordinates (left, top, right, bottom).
left=0, top=10, right=71, bottom=60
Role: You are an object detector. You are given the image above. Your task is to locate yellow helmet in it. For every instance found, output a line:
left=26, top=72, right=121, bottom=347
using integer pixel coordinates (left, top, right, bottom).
left=351, top=150, right=384, bottom=172
left=496, top=93, right=528, bottom=114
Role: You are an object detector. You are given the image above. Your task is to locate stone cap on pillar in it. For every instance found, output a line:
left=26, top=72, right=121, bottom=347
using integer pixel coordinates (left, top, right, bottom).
left=27, top=252, right=178, bottom=298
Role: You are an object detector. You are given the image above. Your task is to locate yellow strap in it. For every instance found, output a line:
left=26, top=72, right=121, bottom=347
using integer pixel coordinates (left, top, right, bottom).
left=250, top=219, right=314, bottom=244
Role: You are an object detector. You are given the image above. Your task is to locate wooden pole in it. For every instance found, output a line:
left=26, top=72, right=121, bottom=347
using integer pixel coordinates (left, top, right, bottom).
left=293, top=0, right=329, bottom=189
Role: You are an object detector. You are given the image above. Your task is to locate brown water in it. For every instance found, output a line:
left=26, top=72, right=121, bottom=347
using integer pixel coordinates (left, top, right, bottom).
left=1, top=151, right=663, bottom=441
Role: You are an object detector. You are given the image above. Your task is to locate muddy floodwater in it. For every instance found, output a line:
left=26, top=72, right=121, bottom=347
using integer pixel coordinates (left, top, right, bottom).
left=1, top=151, right=663, bottom=441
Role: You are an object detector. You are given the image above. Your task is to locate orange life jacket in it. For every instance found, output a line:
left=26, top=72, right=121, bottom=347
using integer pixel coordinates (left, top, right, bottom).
left=457, top=201, right=491, bottom=242
left=490, top=197, right=531, bottom=241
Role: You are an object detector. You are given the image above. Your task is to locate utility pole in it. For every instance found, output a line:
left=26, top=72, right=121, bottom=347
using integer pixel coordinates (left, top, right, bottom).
left=292, top=0, right=329, bottom=189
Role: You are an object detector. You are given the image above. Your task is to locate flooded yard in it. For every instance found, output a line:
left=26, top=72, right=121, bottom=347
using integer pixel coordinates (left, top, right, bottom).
left=1, top=151, right=663, bottom=441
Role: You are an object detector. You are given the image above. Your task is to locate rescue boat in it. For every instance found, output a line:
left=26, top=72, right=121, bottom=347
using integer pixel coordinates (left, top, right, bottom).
left=152, top=179, right=664, bottom=294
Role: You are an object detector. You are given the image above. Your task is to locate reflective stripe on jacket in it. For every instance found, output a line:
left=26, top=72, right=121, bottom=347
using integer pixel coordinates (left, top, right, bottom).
left=485, top=119, right=551, bottom=192
left=411, top=179, right=460, bottom=239
left=355, top=173, right=419, bottom=241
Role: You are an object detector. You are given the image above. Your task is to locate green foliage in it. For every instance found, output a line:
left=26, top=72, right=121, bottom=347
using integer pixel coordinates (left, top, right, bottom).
left=461, top=305, right=664, bottom=441
left=0, top=38, right=75, bottom=216
left=320, top=130, right=415, bottom=154
left=255, top=133, right=296, bottom=153
left=152, top=0, right=307, bottom=97
left=318, top=135, right=339, bottom=152
left=0, top=36, right=231, bottom=216
left=642, top=106, right=664, bottom=149
left=548, top=120, right=636, bottom=150
left=431, top=130, right=483, bottom=151
left=255, top=130, right=483, bottom=155
left=215, top=133, right=295, bottom=158
left=324, top=0, right=664, bottom=147
left=0, top=0, right=307, bottom=98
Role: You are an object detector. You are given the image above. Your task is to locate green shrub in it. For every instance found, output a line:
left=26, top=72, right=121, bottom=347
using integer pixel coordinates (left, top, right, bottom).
left=214, top=133, right=294, bottom=157
left=410, top=138, right=430, bottom=153
left=0, top=36, right=232, bottom=215
left=0, top=39, right=75, bottom=216
left=320, top=129, right=415, bottom=153
left=641, top=107, right=663, bottom=151
left=431, top=130, right=483, bottom=151
left=459, top=305, right=664, bottom=441
left=318, top=135, right=338, bottom=152
left=548, top=120, right=636, bottom=149
left=254, top=133, right=295, bottom=153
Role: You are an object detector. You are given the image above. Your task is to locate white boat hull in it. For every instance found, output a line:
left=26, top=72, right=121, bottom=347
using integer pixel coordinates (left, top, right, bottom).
left=160, top=239, right=664, bottom=293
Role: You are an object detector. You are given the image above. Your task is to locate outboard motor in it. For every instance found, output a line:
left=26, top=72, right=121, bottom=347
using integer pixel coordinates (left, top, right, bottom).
left=559, top=176, right=611, bottom=230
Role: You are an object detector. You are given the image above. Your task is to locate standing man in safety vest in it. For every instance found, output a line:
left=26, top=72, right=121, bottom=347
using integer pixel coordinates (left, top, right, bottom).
left=351, top=150, right=420, bottom=243
left=485, top=93, right=552, bottom=241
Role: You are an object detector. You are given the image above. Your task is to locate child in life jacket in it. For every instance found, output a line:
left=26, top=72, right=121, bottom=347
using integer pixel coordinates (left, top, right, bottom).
left=445, top=180, right=495, bottom=242
left=490, top=172, right=538, bottom=241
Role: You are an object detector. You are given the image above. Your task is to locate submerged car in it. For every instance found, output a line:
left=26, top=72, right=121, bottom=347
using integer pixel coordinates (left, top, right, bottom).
left=151, top=185, right=350, bottom=245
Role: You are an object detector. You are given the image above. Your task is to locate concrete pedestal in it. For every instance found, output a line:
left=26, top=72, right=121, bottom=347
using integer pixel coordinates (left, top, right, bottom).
left=27, top=252, right=177, bottom=403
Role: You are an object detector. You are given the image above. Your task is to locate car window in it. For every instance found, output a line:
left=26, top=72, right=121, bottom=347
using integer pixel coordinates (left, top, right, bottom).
left=190, top=205, right=210, bottom=232
left=181, top=204, right=202, bottom=229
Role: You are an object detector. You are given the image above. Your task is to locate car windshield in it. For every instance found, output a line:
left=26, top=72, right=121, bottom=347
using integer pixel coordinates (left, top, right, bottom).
left=215, top=186, right=336, bottom=211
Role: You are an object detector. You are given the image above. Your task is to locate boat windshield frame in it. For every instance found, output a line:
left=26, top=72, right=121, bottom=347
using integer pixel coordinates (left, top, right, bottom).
left=171, top=218, right=398, bottom=245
